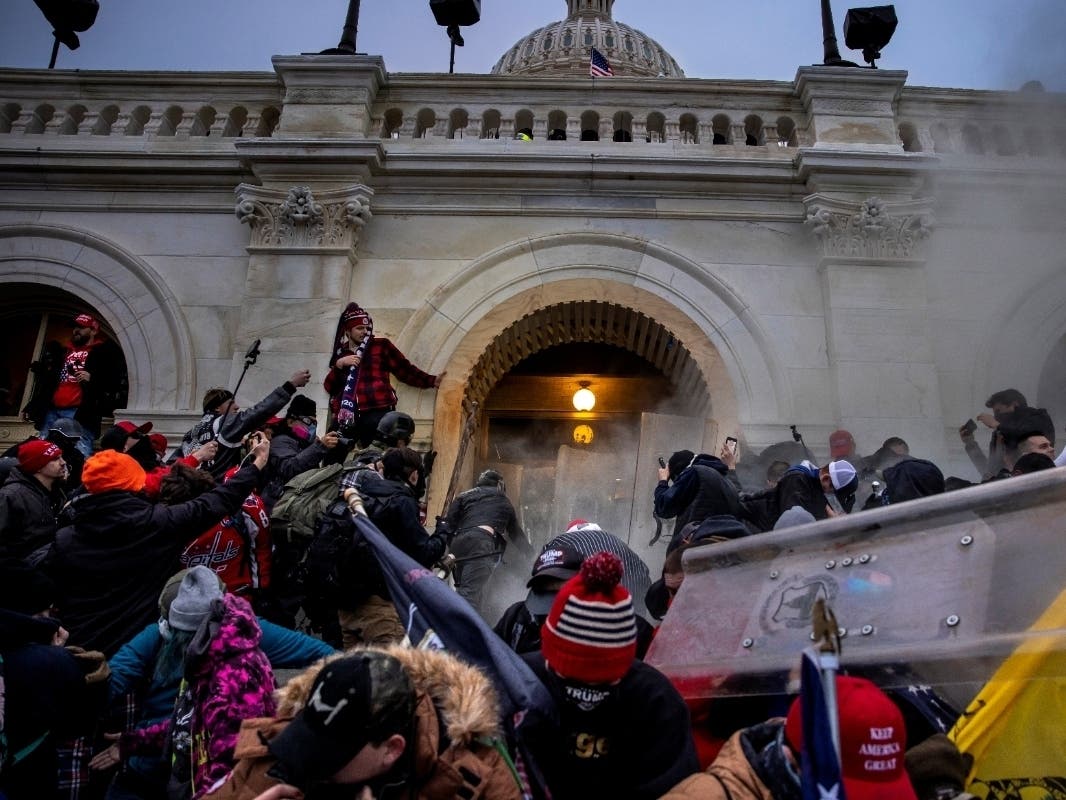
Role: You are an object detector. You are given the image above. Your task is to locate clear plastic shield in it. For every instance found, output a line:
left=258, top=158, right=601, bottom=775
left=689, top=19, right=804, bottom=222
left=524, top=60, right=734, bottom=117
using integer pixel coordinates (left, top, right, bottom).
left=646, top=469, right=1066, bottom=709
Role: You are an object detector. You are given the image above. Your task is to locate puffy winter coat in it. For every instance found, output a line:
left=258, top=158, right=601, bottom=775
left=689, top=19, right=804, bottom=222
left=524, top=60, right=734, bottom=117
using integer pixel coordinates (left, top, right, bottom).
left=0, top=467, right=62, bottom=560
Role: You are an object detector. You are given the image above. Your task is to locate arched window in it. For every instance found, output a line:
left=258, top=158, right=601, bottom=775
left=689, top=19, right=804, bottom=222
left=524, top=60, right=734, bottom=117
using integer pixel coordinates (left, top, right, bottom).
left=125, top=106, right=151, bottom=136
left=524, top=39, right=535, bottom=57
left=584, top=28, right=594, bottom=46
left=543, top=34, right=553, bottom=51
left=255, top=107, right=280, bottom=137
left=58, top=104, right=87, bottom=135
left=646, top=112, right=665, bottom=143
left=92, top=105, right=120, bottom=136
left=382, top=108, right=403, bottom=139
left=25, top=104, right=55, bottom=134
left=776, top=116, right=797, bottom=147
left=613, top=111, right=633, bottom=142
left=710, top=114, right=730, bottom=145
left=580, top=110, right=600, bottom=141
left=642, top=41, right=652, bottom=60
left=221, top=106, right=247, bottom=138
left=898, top=122, right=921, bottom=152
left=548, top=110, right=568, bottom=140
left=156, top=106, right=183, bottom=137
left=0, top=103, right=20, bottom=134
left=515, top=109, right=535, bottom=137
left=481, top=109, right=502, bottom=140
left=930, top=122, right=951, bottom=153
left=562, top=29, right=574, bottom=48
left=744, top=114, right=764, bottom=146
left=189, top=106, right=216, bottom=137
left=415, top=108, right=436, bottom=139
left=679, top=113, right=698, bottom=144
left=604, top=31, right=615, bottom=48
left=961, top=123, right=983, bottom=155
left=448, top=108, right=470, bottom=139
left=624, top=36, right=634, bottom=53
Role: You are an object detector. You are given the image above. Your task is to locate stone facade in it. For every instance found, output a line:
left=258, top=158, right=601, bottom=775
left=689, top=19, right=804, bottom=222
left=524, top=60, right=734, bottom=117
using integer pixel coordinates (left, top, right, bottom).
left=1, top=43, right=1065, bottom=527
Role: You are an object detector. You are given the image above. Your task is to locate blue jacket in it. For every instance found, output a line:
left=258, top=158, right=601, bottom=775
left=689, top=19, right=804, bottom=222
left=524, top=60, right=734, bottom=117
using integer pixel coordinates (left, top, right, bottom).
left=109, top=617, right=335, bottom=724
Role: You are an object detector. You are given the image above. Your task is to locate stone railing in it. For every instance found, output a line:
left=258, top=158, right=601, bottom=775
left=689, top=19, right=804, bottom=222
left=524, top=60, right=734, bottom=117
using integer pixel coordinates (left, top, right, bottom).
left=0, top=69, right=283, bottom=139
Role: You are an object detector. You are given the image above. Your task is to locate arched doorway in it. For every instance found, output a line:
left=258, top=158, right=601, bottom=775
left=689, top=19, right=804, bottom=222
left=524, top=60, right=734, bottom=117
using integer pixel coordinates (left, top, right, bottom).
left=443, top=299, right=723, bottom=582
left=0, top=283, right=128, bottom=445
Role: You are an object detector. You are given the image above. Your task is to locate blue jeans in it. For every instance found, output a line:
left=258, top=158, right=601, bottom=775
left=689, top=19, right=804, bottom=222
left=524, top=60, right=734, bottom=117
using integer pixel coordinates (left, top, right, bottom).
left=38, top=408, right=95, bottom=457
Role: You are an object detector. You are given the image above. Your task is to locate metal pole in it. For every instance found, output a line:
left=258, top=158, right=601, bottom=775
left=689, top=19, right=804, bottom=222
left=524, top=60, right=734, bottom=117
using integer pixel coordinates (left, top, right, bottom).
left=48, top=35, right=61, bottom=69
left=820, top=0, right=844, bottom=64
left=337, top=0, right=360, bottom=53
left=449, top=38, right=456, bottom=73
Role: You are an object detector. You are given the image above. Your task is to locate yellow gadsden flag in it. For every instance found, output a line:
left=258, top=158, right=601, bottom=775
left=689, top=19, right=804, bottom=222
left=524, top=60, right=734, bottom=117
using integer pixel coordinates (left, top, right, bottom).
left=950, top=587, right=1066, bottom=797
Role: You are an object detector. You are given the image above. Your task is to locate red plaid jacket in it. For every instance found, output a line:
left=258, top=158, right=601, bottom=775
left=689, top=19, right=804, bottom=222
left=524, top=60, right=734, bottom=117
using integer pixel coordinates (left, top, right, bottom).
left=325, top=337, right=436, bottom=414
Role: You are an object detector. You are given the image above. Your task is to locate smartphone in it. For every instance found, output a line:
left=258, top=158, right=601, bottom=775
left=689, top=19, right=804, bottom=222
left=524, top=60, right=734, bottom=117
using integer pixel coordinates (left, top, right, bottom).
left=658, top=456, right=667, bottom=469
left=725, top=436, right=738, bottom=455
left=961, top=418, right=978, bottom=435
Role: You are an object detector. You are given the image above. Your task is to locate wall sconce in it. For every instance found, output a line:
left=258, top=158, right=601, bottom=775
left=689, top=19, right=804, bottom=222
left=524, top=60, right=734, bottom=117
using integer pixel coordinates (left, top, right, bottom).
left=573, top=424, right=594, bottom=445
left=572, top=381, right=595, bottom=412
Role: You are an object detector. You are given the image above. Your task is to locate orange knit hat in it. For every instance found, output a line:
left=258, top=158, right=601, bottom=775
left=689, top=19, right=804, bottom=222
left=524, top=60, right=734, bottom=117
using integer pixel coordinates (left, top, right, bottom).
left=82, top=450, right=147, bottom=494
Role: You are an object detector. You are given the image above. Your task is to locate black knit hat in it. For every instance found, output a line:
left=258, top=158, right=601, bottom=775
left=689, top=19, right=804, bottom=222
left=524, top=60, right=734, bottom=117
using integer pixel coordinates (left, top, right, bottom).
left=667, top=450, right=694, bottom=480
left=286, top=394, right=317, bottom=419
left=0, top=557, right=57, bottom=615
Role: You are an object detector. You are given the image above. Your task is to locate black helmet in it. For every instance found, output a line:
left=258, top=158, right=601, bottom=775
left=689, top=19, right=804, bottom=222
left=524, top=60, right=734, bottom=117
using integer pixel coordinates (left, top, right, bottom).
left=477, top=469, right=504, bottom=488
left=47, top=417, right=85, bottom=445
left=376, top=411, right=415, bottom=445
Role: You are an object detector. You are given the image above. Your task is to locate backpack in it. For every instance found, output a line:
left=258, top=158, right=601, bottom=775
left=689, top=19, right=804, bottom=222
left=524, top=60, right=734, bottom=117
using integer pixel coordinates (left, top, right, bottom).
left=269, top=463, right=345, bottom=542
left=303, top=499, right=362, bottom=606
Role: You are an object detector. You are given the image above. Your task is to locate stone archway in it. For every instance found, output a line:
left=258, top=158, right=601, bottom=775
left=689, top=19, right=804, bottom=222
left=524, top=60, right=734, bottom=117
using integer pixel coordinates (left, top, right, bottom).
left=395, top=231, right=788, bottom=513
left=0, top=223, right=195, bottom=412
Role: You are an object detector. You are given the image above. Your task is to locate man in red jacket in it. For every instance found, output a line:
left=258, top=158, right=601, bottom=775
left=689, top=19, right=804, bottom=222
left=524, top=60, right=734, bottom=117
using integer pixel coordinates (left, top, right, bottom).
left=324, top=303, right=442, bottom=448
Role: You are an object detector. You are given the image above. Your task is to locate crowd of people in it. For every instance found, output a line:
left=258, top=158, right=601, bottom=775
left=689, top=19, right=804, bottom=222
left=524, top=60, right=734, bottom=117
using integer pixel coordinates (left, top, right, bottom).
left=1, top=307, right=1061, bottom=799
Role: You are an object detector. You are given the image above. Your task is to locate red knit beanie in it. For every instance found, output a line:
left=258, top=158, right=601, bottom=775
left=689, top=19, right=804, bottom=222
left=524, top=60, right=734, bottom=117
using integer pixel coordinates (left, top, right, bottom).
left=82, top=450, right=147, bottom=494
left=541, top=551, right=637, bottom=684
left=18, top=440, right=63, bottom=474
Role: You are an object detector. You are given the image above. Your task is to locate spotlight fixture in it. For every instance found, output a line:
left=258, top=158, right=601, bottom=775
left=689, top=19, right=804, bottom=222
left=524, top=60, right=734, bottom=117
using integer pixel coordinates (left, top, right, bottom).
left=572, top=381, right=596, bottom=412
left=844, top=5, right=898, bottom=68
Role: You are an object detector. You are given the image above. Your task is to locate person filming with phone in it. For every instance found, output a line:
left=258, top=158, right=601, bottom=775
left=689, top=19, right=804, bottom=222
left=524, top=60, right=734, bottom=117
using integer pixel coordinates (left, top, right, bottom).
left=654, top=443, right=742, bottom=538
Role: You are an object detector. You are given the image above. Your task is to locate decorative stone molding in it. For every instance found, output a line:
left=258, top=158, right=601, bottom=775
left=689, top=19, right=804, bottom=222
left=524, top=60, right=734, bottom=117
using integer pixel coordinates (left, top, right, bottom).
left=804, top=195, right=935, bottom=259
left=235, top=184, right=374, bottom=253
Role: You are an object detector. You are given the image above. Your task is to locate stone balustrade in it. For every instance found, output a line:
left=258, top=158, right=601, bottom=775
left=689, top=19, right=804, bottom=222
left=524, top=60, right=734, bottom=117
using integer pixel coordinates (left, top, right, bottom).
left=0, top=66, right=1063, bottom=159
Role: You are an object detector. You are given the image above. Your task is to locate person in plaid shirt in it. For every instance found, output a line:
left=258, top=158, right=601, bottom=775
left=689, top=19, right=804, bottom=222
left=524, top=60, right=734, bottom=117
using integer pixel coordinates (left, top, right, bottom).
left=324, top=303, right=442, bottom=448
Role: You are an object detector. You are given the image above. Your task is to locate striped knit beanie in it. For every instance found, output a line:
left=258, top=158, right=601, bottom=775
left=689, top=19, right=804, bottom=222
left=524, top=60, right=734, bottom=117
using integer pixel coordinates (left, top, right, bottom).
left=541, top=551, right=637, bottom=684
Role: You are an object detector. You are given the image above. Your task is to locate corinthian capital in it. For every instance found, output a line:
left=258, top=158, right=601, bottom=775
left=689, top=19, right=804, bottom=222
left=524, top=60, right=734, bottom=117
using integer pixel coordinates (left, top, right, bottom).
left=234, top=184, right=375, bottom=253
left=804, top=195, right=936, bottom=260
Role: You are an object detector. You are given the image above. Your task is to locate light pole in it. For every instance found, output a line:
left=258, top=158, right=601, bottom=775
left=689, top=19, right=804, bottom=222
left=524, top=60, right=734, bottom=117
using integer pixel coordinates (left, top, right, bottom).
left=320, top=0, right=361, bottom=55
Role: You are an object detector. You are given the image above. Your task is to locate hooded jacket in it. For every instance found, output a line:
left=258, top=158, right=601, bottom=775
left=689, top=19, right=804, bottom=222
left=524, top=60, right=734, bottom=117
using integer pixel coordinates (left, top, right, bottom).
left=205, top=645, right=522, bottom=800
left=339, top=476, right=446, bottom=605
left=121, top=593, right=276, bottom=800
left=659, top=720, right=800, bottom=800
left=262, top=429, right=329, bottom=510
left=43, top=463, right=262, bottom=656
left=882, top=458, right=945, bottom=505
left=654, top=454, right=742, bottom=533
left=0, top=467, right=62, bottom=559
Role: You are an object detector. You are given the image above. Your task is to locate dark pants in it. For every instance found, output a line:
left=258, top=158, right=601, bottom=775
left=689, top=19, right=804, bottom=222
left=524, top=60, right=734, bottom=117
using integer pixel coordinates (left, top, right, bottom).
left=451, top=528, right=501, bottom=616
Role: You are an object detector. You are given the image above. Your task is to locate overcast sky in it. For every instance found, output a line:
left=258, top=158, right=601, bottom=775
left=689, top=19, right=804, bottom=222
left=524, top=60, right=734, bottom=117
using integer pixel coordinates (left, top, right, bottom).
left=2, top=0, right=1064, bottom=91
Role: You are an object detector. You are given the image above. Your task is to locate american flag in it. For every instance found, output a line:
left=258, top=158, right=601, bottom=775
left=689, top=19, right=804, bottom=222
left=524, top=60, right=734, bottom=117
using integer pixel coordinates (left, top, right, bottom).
left=590, top=47, right=614, bottom=77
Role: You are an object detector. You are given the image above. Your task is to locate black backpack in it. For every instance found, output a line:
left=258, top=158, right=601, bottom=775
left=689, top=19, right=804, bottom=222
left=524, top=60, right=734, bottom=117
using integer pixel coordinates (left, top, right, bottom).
left=303, top=499, right=363, bottom=606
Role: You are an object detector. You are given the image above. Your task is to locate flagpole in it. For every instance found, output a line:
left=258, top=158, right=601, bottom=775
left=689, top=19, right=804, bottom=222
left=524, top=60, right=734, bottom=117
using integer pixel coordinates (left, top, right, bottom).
left=812, top=598, right=842, bottom=759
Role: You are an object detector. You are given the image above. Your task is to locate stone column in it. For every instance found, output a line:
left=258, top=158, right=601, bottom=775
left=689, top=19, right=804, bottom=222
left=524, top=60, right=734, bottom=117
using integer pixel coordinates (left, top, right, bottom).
left=231, top=183, right=374, bottom=416
left=803, top=193, right=943, bottom=459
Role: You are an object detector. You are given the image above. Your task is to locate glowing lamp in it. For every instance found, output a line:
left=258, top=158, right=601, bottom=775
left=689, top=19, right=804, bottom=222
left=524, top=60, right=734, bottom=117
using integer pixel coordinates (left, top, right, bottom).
left=572, top=382, right=595, bottom=412
left=573, top=424, right=594, bottom=445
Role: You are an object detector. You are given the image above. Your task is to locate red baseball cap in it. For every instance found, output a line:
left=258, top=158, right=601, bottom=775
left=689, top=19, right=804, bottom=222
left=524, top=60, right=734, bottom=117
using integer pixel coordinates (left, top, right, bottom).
left=73, top=313, right=100, bottom=331
left=786, top=676, right=916, bottom=800
left=829, top=429, right=855, bottom=459
left=114, top=420, right=153, bottom=436
left=148, top=433, right=168, bottom=457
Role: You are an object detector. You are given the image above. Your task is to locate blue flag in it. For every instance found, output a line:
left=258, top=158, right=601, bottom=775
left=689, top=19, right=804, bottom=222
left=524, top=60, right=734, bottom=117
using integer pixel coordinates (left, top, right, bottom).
left=351, top=513, right=555, bottom=792
left=799, top=647, right=846, bottom=800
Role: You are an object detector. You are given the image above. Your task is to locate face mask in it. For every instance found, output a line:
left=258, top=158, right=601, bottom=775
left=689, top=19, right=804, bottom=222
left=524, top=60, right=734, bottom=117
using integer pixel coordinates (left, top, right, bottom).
left=293, top=423, right=316, bottom=442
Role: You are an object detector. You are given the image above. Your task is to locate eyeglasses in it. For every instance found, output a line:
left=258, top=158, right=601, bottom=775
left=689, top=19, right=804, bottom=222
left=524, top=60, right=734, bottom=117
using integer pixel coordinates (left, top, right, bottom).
left=295, top=416, right=317, bottom=426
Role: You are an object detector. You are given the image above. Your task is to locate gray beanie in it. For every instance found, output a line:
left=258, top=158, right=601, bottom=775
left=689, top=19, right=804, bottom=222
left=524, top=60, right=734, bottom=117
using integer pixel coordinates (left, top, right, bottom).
left=775, top=505, right=817, bottom=530
left=168, top=565, right=224, bottom=632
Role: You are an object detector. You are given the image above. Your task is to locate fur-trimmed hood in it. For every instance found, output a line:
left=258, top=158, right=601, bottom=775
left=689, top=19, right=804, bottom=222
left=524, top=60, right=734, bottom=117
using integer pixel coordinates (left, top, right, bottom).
left=274, top=644, right=503, bottom=746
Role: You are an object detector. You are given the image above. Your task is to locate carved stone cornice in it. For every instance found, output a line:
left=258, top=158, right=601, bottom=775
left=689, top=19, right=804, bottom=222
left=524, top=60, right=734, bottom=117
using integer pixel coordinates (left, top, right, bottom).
left=234, top=184, right=373, bottom=253
left=803, top=194, right=935, bottom=260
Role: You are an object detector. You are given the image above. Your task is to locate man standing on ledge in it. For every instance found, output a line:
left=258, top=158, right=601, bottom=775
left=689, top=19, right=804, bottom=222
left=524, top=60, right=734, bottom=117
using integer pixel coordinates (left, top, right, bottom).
left=324, top=303, right=442, bottom=448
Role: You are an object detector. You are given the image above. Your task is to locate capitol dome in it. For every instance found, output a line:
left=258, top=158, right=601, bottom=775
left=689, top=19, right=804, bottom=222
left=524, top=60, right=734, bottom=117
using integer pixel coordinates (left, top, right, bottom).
left=491, top=0, right=685, bottom=79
